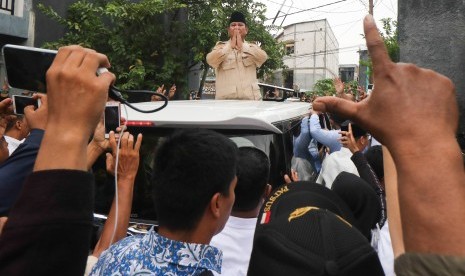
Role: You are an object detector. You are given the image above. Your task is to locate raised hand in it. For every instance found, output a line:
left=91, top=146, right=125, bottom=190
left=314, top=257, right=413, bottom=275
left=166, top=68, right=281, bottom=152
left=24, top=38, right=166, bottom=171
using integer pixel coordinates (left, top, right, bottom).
left=235, top=30, right=243, bottom=50
left=35, top=45, right=115, bottom=171
left=106, top=131, right=142, bottom=182
left=334, top=78, right=344, bottom=95
left=312, top=15, right=458, bottom=155
left=314, top=14, right=465, bottom=256
left=24, top=94, right=48, bottom=130
left=338, top=123, right=359, bottom=153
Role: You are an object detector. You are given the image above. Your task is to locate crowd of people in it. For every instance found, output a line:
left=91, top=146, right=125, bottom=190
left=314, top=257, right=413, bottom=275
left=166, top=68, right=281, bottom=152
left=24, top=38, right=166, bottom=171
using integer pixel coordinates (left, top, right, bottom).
left=0, top=13, right=464, bottom=276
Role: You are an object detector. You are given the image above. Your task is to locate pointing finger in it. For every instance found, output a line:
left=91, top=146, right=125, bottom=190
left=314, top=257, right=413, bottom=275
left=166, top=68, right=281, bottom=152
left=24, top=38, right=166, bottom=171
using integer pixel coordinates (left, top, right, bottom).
left=364, top=15, right=393, bottom=74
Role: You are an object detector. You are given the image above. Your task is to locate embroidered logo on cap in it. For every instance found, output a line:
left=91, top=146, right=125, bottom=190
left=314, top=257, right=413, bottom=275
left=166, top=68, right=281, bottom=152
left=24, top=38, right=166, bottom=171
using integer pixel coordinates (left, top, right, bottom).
left=288, top=206, right=319, bottom=222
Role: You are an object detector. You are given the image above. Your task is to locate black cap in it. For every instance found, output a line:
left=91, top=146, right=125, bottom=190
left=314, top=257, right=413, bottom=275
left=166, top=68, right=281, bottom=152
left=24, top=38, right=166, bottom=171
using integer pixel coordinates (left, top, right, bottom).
left=229, top=11, right=246, bottom=25
left=248, top=181, right=384, bottom=276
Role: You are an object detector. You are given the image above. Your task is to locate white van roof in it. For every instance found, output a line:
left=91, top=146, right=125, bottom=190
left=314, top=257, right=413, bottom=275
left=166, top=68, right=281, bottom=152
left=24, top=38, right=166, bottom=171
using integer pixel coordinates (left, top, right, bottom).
left=123, top=100, right=310, bottom=134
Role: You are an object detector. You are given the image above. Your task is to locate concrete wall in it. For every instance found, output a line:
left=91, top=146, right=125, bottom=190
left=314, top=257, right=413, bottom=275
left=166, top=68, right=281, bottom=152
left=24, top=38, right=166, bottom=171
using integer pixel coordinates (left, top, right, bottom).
left=398, top=0, right=465, bottom=137
left=33, top=0, right=76, bottom=47
left=278, top=19, right=339, bottom=91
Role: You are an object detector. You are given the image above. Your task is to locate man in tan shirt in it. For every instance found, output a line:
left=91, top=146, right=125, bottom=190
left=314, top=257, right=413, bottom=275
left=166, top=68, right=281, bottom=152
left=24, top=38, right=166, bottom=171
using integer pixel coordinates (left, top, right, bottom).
left=207, top=11, right=268, bottom=100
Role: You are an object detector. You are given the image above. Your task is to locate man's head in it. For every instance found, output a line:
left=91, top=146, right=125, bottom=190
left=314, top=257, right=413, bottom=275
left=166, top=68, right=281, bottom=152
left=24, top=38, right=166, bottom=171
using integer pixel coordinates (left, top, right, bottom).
left=152, top=129, right=238, bottom=235
left=327, top=112, right=347, bottom=129
left=233, top=147, right=271, bottom=213
left=228, top=11, right=248, bottom=40
left=248, top=181, right=384, bottom=275
left=5, top=115, right=30, bottom=140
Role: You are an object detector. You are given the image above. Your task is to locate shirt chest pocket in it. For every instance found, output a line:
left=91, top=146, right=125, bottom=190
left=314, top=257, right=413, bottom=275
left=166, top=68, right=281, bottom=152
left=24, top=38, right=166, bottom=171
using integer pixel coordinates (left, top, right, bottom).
left=242, top=54, right=255, bottom=67
left=221, top=56, right=237, bottom=70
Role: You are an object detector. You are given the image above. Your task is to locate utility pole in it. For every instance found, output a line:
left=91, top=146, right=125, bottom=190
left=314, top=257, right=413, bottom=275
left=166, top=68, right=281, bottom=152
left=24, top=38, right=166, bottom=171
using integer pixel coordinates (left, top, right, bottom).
left=369, top=0, right=373, bottom=15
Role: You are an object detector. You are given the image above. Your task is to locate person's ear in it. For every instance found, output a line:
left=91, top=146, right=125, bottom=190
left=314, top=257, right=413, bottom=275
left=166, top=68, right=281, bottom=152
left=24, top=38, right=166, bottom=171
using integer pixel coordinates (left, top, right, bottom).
left=15, top=120, right=22, bottom=130
left=209, top=193, right=222, bottom=219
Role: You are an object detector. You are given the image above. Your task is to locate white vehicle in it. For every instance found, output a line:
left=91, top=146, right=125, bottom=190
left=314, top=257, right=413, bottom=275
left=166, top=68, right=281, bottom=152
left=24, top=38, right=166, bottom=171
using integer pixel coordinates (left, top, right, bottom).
left=92, top=100, right=310, bottom=232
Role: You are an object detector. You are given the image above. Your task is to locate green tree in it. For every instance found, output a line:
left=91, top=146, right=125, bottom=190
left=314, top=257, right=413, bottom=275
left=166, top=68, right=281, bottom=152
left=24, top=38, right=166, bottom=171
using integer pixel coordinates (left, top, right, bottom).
left=312, top=78, right=335, bottom=96
left=344, top=80, right=359, bottom=96
left=379, top=18, right=399, bottom=62
left=38, top=0, right=285, bottom=97
left=38, top=0, right=186, bottom=92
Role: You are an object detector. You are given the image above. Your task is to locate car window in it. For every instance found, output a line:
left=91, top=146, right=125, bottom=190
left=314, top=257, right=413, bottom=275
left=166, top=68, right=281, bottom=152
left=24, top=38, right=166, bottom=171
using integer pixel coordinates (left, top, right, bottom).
left=92, top=126, right=298, bottom=222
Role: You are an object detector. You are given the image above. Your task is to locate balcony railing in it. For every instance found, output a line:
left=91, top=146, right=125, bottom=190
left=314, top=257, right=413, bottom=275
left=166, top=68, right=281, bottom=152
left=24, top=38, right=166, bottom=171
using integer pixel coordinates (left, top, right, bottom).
left=0, top=0, right=15, bottom=15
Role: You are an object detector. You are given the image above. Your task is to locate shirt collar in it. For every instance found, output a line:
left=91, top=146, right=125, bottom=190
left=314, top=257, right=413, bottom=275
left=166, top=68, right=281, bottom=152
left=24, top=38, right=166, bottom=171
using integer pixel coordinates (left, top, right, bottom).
left=143, top=228, right=223, bottom=273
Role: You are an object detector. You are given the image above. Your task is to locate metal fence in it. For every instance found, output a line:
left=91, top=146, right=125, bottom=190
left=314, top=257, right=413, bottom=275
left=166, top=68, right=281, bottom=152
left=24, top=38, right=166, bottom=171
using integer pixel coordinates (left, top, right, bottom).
left=0, top=0, right=14, bottom=15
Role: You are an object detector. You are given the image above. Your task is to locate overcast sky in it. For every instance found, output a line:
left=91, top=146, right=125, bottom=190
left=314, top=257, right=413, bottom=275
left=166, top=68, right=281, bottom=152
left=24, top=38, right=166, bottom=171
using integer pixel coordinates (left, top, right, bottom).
left=255, top=0, right=398, bottom=64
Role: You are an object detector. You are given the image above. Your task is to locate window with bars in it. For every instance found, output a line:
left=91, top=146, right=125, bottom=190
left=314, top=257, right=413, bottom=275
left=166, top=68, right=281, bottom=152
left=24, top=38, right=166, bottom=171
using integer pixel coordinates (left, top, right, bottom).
left=0, top=0, right=15, bottom=15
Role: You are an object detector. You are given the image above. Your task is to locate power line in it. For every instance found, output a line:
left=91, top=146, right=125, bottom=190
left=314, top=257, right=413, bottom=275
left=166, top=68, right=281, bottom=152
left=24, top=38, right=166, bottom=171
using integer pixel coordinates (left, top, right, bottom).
left=262, top=0, right=304, bottom=11
left=308, top=8, right=365, bottom=14
left=379, top=0, right=397, bottom=16
left=266, top=0, right=349, bottom=21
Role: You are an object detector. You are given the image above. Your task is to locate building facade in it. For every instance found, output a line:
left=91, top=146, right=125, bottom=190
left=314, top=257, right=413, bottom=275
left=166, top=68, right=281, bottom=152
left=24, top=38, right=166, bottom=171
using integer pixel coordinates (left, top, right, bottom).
left=274, top=19, right=339, bottom=92
left=338, top=64, right=358, bottom=83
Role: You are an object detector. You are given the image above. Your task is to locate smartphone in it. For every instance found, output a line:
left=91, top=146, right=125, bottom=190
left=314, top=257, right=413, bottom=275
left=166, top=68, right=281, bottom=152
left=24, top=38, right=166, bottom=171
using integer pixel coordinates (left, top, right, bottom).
left=2, top=44, right=57, bottom=93
left=12, top=95, right=40, bottom=115
left=104, top=102, right=121, bottom=138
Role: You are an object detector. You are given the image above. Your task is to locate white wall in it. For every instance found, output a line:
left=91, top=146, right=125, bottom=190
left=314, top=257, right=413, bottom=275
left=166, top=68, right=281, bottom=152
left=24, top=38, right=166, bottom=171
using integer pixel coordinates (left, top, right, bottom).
left=278, top=19, right=339, bottom=91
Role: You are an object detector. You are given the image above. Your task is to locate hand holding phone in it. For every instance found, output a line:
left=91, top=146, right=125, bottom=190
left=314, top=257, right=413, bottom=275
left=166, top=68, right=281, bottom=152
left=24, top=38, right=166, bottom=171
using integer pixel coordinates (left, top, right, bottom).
left=104, top=102, right=121, bottom=138
left=12, top=95, right=40, bottom=115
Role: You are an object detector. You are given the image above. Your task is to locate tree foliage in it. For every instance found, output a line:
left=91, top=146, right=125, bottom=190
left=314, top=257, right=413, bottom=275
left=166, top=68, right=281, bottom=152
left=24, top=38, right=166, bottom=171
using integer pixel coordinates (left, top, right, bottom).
left=312, top=78, right=335, bottom=96
left=379, top=18, right=399, bottom=63
left=38, top=0, right=185, bottom=91
left=37, top=0, right=285, bottom=96
left=312, top=79, right=358, bottom=97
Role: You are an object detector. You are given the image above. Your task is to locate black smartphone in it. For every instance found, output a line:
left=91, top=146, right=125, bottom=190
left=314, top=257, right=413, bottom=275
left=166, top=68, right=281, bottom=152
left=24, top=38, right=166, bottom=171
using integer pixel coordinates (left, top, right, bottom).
left=12, top=95, right=40, bottom=115
left=104, top=102, right=121, bottom=138
left=340, top=124, right=349, bottom=132
left=2, top=44, right=57, bottom=93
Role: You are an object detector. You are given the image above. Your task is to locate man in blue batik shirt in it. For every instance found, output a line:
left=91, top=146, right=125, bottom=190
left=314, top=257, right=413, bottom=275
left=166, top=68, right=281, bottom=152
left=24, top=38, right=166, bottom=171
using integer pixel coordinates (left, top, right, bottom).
left=91, top=129, right=238, bottom=275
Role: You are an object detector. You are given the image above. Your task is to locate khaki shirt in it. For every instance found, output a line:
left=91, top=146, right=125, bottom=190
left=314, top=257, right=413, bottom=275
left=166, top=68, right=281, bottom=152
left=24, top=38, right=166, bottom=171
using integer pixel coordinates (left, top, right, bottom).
left=206, top=40, right=268, bottom=100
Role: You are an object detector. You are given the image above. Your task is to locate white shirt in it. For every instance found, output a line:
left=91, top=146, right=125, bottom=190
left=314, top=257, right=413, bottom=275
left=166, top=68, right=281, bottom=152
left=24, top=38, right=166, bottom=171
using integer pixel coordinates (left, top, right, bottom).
left=210, top=216, right=257, bottom=276
left=4, top=135, right=24, bottom=155
left=316, top=147, right=359, bottom=188
left=371, top=220, right=395, bottom=276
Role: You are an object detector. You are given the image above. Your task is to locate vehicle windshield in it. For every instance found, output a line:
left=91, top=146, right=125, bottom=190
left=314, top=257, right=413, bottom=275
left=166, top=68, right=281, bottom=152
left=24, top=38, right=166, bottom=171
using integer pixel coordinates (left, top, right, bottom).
left=92, top=127, right=292, bottom=223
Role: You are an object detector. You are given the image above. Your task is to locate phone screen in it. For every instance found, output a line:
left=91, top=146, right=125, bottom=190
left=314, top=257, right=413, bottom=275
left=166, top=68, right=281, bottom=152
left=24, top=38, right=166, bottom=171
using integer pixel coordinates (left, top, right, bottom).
left=104, top=105, right=120, bottom=135
left=3, top=45, right=57, bottom=93
left=13, top=95, right=39, bottom=115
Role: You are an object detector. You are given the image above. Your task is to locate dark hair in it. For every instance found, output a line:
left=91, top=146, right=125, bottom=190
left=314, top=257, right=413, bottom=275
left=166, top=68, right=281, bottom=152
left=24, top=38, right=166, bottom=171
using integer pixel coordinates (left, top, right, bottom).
left=364, top=145, right=384, bottom=180
left=152, top=129, right=238, bottom=231
left=233, top=147, right=270, bottom=212
left=5, top=115, right=24, bottom=132
left=327, top=112, right=347, bottom=126
left=341, top=121, right=367, bottom=139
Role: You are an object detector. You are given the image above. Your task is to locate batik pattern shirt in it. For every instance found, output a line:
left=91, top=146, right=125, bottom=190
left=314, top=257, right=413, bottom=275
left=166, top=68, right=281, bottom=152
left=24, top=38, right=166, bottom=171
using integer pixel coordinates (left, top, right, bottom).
left=90, top=227, right=222, bottom=275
